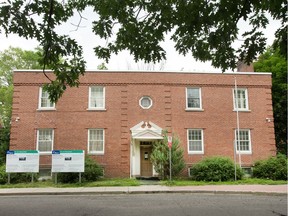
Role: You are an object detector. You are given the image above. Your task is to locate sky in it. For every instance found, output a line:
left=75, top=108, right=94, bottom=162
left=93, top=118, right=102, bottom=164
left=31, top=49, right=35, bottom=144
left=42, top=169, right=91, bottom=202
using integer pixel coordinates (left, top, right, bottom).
left=0, top=7, right=281, bottom=72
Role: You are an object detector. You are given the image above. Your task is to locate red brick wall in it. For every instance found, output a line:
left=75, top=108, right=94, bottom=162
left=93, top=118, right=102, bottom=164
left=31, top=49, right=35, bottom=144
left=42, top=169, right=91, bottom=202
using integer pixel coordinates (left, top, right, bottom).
left=10, top=71, right=276, bottom=177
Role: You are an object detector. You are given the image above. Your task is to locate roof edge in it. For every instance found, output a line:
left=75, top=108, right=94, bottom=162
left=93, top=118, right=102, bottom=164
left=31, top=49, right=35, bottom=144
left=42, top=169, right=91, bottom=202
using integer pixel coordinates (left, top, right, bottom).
left=13, top=69, right=272, bottom=75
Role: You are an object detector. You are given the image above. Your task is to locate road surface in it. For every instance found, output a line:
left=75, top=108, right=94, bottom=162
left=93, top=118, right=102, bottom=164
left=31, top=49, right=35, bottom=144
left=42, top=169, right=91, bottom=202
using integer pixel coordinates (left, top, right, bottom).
left=0, top=193, right=286, bottom=216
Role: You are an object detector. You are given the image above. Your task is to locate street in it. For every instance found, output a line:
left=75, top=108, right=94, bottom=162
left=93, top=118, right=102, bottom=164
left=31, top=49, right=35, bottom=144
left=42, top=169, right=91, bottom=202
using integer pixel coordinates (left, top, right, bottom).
left=0, top=193, right=287, bottom=216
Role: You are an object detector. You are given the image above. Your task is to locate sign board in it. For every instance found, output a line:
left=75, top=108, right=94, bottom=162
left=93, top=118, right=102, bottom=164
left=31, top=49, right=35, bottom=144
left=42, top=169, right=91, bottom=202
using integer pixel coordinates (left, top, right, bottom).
left=6, top=150, right=39, bottom=173
left=168, top=136, right=173, bottom=149
left=52, top=150, right=85, bottom=173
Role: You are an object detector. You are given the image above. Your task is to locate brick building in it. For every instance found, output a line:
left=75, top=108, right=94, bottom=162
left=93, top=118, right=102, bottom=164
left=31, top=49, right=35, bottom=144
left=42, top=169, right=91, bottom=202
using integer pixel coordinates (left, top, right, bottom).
left=10, top=70, right=276, bottom=177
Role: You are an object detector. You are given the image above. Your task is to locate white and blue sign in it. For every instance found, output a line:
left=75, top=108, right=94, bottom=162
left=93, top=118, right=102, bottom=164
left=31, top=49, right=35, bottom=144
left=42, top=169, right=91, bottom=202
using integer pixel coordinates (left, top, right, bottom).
left=6, top=150, right=39, bottom=173
left=52, top=150, right=85, bottom=173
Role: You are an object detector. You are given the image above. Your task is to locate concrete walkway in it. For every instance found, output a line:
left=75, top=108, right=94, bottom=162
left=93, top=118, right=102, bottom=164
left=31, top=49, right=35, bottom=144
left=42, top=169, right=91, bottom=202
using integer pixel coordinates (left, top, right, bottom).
left=0, top=184, right=287, bottom=196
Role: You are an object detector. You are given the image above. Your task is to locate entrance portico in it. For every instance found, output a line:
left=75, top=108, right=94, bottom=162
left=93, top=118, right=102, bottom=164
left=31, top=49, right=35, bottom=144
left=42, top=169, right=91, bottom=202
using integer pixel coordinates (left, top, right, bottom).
left=130, top=121, right=163, bottom=177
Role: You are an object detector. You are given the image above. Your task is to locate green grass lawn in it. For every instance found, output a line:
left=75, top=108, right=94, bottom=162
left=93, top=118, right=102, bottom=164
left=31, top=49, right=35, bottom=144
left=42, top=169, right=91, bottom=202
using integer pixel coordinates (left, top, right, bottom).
left=161, top=178, right=288, bottom=186
left=0, top=178, right=286, bottom=188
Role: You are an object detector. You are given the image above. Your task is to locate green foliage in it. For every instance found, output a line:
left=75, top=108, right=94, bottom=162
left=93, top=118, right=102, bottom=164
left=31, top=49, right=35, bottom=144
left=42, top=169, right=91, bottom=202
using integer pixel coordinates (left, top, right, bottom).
left=0, top=47, right=42, bottom=164
left=150, top=131, right=185, bottom=179
left=0, top=127, right=9, bottom=165
left=253, top=154, right=287, bottom=181
left=0, top=164, right=6, bottom=184
left=0, top=1, right=286, bottom=102
left=97, top=62, right=108, bottom=70
left=0, top=164, right=38, bottom=184
left=190, top=157, right=244, bottom=182
left=56, top=156, right=103, bottom=183
left=254, top=46, right=287, bottom=155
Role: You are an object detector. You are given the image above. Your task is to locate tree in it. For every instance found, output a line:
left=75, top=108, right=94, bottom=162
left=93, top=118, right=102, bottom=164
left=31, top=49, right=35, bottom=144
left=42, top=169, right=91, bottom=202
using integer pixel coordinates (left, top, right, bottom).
left=97, top=62, right=108, bottom=70
left=254, top=46, right=287, bottom=155
left=0, top=47, right=42, bottom=164
left=150, top=131, right=185, bottom=179
left=0, top=1, right=286, bottom=102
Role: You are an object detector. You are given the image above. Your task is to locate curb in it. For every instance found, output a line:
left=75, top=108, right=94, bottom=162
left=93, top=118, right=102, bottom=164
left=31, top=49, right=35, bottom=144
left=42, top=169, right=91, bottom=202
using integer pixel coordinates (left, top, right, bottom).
left=0, top=190, right=286, bottom=196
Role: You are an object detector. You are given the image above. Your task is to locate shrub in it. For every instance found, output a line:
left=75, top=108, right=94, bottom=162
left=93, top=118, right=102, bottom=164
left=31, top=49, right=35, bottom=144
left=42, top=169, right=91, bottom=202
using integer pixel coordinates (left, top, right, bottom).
left=150, top=131, right=185, bottom=179
left=253, top=154, right=287, bottom=180
left=0, top=165, right=7, bottom=184
left=0, top=164, right=37, bottom=184
left=57, top=156, right=103, bottom=183
left=190, top=156, right=244, bottom=181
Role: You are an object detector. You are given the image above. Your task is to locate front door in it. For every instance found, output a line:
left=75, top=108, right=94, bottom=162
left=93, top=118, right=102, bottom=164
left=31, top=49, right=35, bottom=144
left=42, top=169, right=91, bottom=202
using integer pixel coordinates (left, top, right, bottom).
left=140, top=146, right=153, bottom=177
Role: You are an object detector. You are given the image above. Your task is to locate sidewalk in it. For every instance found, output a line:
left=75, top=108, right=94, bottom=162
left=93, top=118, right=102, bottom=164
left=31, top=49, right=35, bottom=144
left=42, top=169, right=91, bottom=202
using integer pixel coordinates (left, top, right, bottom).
left=0, top=184, right=287, bottom=196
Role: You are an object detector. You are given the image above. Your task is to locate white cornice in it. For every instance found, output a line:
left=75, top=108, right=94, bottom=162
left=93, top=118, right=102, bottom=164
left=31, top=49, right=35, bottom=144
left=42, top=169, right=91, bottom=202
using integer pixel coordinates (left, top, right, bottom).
left=13, top=69, right=272, bottom=75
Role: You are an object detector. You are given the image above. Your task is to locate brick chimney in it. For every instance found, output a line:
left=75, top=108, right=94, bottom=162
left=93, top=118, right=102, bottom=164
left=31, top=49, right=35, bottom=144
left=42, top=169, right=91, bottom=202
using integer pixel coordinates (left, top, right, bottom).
left=237, top=61, right=254, bottom=72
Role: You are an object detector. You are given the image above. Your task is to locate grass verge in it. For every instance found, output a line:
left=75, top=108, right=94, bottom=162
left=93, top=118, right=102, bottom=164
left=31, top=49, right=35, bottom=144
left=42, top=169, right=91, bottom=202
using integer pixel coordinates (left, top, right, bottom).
left=162, top=178, right=288, bottom=186
left=0, top=178, right=286, bottom=188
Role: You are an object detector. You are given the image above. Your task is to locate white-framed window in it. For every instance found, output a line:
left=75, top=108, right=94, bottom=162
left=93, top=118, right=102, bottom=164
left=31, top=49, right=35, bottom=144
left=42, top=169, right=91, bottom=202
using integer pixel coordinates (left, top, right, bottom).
left=235, top=129, right=252, bottom=154
left=139, top=96, right=153, bottom=109
left=233, top=88, right=249, bottom=111
left=37, top=129, right=54, bottom=154
left=186, top=87, right=202, bottom=110
left=38, top=87, right=55, bottom=109
left=88, top=86, right=105, bottom=110
left=88, top=129, right=105, bottom=154
left=187, top=129, right=204, bottom=154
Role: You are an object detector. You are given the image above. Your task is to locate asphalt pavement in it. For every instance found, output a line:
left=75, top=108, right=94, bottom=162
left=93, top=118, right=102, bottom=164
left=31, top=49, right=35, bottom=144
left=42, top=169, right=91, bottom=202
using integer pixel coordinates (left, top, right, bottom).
left=0, top=184, right=287, bottom=196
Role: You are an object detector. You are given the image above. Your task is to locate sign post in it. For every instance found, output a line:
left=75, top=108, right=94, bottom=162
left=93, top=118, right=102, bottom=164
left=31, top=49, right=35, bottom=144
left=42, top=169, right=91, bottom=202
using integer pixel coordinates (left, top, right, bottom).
left=168, top=136, right=172, bottom=182
left=52, top=150, right=85, bottom=184
left=6, top=150, right=39, bottom=184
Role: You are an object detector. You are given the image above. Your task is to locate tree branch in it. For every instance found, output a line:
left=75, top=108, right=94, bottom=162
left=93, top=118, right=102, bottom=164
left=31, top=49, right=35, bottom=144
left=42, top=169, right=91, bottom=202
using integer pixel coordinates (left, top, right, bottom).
left=70, top=11, right=87, bottom=32
left=42, top=0, right=54, bottom=82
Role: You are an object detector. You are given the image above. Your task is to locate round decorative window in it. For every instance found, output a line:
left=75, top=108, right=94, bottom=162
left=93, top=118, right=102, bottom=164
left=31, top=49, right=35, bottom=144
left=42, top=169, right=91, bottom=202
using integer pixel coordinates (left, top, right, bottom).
left=139, top=96, right=153, bottom=109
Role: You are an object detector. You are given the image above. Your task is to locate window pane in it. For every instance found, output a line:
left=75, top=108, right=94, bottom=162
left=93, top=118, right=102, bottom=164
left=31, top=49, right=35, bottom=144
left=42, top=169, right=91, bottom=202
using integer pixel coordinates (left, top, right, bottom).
left=187, top=88, right=200, bottom=108
left=89, top=129, right=104, bottom=153
left=38, top=129, right=53, bottom=152
left=90, top=87, right=104, bottom=108
left=236, top=130, right=250, bottom=152
left=188, top=129, right=203, bottom=152
left=234, top=89, right=247, bottom=109
left=40, top=89, right=54, bottom=108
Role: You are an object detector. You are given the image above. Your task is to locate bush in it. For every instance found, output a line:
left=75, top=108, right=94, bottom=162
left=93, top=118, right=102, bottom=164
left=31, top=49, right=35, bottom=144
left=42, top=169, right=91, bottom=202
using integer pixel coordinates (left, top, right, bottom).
left=253, top=154, right=287, bottom=180
left=0, top=164, right=37, bottom=184
left=0, top=165, right=7, bottom=184
left=190, top=157, right=244, bottom=181
left=150, top=131, right=185, bottom=179
left=57, top=156, right=103, bottom=183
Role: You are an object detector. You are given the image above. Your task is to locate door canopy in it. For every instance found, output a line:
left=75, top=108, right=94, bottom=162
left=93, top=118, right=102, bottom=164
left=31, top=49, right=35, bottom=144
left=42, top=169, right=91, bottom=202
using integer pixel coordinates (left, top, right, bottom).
left=130, top=121, right=163, bottom=140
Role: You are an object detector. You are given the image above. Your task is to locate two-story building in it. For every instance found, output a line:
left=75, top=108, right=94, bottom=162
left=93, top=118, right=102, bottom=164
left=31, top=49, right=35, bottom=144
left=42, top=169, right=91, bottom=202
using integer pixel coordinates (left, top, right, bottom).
left=10, top=70, right=276, bottom=177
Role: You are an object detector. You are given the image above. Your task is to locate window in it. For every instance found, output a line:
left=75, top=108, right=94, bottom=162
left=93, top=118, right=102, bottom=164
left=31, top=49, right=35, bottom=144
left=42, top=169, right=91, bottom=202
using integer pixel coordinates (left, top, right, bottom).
left=187, top=129, right=204, bottom=154
left=37, top=129, right=54, bottom=153
left=139, top=96, right=153, bottom=109
left=88, top=129, right=104, bottom=154
left=38, top=87, right=55, bottom=109
left=89, top=86, right=105, bottom=109
left=186, top=88, right=202, bottom=110
left=233, top=88, right=249, bottom=111
left=235, top=129, right=252, bottom=154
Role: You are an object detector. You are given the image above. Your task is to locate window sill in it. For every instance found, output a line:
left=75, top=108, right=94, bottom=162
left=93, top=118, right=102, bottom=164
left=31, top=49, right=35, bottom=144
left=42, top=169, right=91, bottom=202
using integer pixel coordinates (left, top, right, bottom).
left=233, top=109, right=251, bottom=112
left=188, top=152, right=204, bottom=155
left=185, top=108, right=204, bottom=112
left=87, top=108, right=107, bottom=111
left=236, top=151, right=252, bottom=155
left=88, top=152, right=104, bottom=155
left=37, top=108, right=56, bottom=111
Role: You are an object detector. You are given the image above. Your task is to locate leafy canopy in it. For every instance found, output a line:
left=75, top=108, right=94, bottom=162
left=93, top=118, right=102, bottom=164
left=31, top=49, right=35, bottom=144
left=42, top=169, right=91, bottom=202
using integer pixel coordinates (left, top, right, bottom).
left=0, top=0, right=286, bottom=102
left=254, top=46, right=287, bottom=155
left=0, top=47, right=42, bottom=165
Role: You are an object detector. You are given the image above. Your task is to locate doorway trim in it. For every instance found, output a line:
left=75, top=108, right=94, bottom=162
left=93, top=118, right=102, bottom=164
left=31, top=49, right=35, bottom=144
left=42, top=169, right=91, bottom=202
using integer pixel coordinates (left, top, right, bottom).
left=130, top=121, right=163, bottom=178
